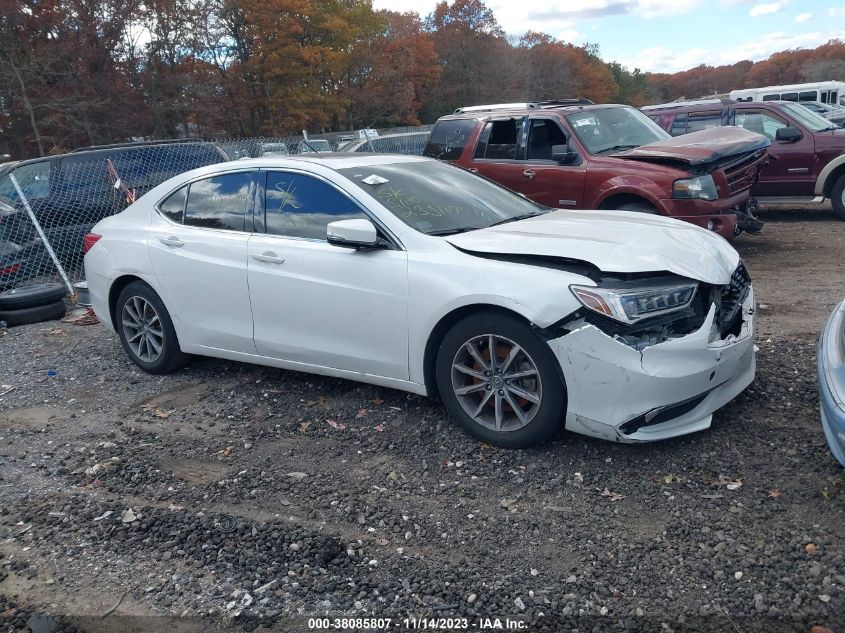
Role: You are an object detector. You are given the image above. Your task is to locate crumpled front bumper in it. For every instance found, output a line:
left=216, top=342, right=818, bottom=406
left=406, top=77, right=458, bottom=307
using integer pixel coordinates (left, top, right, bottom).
left=548, top=287, right=756, bottom=442
left=818, top=299, right=845, bottom=467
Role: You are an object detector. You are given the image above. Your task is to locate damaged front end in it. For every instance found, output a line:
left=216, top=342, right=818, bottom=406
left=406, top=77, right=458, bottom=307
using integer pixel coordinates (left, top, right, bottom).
left=547, top=262, right=756, bottom=442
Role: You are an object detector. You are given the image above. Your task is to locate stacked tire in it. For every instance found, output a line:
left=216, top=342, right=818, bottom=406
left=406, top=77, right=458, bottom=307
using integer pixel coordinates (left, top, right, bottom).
left=0, top=283, right=67, bottom=327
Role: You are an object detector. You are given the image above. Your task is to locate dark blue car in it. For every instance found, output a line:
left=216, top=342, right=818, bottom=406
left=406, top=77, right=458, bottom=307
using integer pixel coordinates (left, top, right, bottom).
left=818, top=299, right=845, bottom=466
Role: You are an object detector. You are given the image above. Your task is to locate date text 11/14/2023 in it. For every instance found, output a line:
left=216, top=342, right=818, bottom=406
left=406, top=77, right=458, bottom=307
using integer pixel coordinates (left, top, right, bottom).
left=307, top=617, right=530, bottom=630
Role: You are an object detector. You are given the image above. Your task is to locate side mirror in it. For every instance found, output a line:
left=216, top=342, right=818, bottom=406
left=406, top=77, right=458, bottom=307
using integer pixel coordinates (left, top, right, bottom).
left=327, top=218, right=379, bottom=249
left=775, top=127, right=802, bottom=142
left=551, top=144, right=577, bottom=164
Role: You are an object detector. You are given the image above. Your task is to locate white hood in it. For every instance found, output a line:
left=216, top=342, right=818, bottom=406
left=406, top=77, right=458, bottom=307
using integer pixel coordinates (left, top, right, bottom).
left=444, top=209, right=740, bottom=285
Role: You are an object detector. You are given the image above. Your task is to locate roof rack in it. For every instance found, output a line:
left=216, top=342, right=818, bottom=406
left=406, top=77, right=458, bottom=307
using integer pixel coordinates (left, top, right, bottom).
left=71, top=138, right=206, bottom=152
left=454, top=103, right=539, bottom=114
left=537, top=98, right=595, bottom=108
left=641, top=98, right=736, bottom=111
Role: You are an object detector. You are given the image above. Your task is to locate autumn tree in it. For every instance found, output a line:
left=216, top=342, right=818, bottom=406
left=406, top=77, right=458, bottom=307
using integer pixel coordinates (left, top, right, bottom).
left=421, top=0, right=509, bottom=118
left=343, top=10, right=440, bottom=128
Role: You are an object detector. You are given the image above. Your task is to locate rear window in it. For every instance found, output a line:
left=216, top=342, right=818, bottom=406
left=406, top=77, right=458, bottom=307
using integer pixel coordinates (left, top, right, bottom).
left=424, top=119, right=476, bottom=161
left=473, top=119, right=521, bottom=160
left=670, top=113, right=688, bottom=136
left=184, top=172, right=252, bottom=231
left=686, top=112, right=722, bottom=133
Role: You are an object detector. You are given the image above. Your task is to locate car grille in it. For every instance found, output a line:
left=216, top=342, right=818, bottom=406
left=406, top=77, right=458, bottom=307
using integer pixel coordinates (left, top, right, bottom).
left=715, top=261, right=751, bottom=333
left=724, top=150, right=767, bottom=194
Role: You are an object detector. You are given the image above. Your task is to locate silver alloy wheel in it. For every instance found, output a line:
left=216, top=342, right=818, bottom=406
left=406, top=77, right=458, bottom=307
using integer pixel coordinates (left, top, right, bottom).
left=450, top=334, right=543, bottom=432
left=121, top=296, right=164, bottom=363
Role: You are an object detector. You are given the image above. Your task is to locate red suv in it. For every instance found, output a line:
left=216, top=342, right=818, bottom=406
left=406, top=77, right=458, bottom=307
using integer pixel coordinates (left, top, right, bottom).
left=645, top=99, right=845, bottom=218
left=423, top=103, right=769, bottom=237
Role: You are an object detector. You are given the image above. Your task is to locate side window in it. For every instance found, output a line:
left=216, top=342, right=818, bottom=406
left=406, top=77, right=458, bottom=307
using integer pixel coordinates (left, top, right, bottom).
left=264, top=172, right=366, bottom=240
left=423, top=119, right=476, bottom=160
left=670, top=113, right=687, bottom=136
left=780, top=92, right=798, bottom=102
left=58, top=156, right=113, bottom=199
left=0, top=161, right=51, bottom=202
left=799, top=91, right=816, bottom=102
left=526, top=119, right=567, bottom=161
left=473, top=119, right=520, bottom=160
left=735, top=110, right=787, bottom=141
left=686, top=112, right=722, bottom=133
left=184, top=172, right=251, bottom=231
left=762, top=94, right=779, bottom=101
left=158, top=186, right=188, bottom=223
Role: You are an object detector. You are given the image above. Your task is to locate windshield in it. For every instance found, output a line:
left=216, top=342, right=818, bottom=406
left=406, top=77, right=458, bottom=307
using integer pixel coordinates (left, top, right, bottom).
left=566, top=106, right=670, bottom=154
left=780, top=102, right=838, bottom=131
left=338, top=161, right=546, bottom=235
left=0, top=161, right=51, bottom=204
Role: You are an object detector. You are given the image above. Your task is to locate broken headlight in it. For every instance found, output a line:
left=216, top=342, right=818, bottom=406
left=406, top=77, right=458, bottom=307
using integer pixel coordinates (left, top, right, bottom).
left=673, top=175, right=717, bottom=200
left=570, top=282, right=698, bottom=325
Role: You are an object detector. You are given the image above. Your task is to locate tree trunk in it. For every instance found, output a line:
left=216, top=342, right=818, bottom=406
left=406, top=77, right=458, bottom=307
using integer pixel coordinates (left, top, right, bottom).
left=7, top=56, right=45, bottom=156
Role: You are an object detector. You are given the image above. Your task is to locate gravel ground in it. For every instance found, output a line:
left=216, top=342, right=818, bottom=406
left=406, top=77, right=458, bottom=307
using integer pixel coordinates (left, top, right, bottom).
left=1, top=206, right=843, bottom=633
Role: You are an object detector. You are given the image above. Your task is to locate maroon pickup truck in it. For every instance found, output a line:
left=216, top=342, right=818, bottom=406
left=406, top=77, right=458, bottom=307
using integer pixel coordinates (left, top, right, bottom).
left=645, top=99, right=845, bottom=218
left=423, top=103, right=770, bottom=238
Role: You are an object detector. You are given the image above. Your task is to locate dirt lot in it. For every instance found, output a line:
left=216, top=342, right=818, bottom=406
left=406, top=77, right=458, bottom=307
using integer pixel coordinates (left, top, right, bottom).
left=1, top=206, right=844, bottom=633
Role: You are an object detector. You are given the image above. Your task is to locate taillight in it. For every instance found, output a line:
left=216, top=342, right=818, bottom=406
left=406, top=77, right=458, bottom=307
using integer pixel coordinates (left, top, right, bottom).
left=0, top=263, right=21, bottom=276
left=83, top=233, right=102, bottom=254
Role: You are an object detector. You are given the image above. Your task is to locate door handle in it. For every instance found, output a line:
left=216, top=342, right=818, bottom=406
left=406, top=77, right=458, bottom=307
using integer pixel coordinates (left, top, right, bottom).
left=252, top=251, right=286, bottom=264
left=159, top=236, right=184, bottom=247
left=522, top=170, right=535, bottom=179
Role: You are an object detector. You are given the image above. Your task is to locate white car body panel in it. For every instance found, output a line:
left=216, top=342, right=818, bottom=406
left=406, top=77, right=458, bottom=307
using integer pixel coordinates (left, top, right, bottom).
left=248, top=234, right=410, bottom=379
left=84, top=155, right=756, bottom=444
left=148, top=218, right=256, bottom=354
left=444, top=209, right=739, bottom=285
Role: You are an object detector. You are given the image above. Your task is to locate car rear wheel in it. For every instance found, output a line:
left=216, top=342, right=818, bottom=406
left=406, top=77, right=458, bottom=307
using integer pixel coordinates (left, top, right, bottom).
left=831, top=174, right=845, bottom=220
left=116, top=281, right=189, bottom=374
left=435, top=312, right=566, bottom=448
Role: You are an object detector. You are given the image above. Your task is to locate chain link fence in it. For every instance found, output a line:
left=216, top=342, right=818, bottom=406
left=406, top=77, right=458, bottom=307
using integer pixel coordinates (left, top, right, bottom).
left=0, top=125, right=431, bottom=296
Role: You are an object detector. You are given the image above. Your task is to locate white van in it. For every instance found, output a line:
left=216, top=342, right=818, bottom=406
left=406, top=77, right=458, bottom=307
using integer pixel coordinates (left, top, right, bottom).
left=730, top=81, right=845, bottom=106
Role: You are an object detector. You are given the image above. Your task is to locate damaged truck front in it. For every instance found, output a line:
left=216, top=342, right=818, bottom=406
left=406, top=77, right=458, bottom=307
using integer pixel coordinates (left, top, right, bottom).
left=442, top=208, right=756, bottom=443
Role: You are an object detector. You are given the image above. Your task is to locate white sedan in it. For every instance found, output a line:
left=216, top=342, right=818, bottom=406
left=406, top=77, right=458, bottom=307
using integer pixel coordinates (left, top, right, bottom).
left=84, top=155, right=756, bottom=448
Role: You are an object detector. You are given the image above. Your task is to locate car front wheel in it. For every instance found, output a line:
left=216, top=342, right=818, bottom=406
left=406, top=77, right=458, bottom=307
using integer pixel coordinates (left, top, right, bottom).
left=436, top=312, right=566, bottom=448
left=116, top=281, right=189, bottom=374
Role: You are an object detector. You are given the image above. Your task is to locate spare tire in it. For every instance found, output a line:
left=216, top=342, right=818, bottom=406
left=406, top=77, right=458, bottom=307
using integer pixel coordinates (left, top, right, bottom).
left=0, top=299, right=66, bottom=327
left=0, top=283, right=67, bottom=310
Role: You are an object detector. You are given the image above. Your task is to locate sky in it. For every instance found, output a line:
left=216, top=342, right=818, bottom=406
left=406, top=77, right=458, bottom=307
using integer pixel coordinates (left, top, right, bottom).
left=371, top=0, right=845, bottom=73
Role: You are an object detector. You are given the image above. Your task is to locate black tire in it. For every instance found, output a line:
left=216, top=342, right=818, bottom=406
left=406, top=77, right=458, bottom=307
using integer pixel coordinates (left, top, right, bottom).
left=0, top=283, right=67, bottom=310
left=0, top=299, right=66, bottom=327
left=831, top=174, right=845, bottom=220
left=617, top=201, right=657, bottom=214
left=115, top=281, right=189, bottom=374
left=435, top=311, right=566, bottom=448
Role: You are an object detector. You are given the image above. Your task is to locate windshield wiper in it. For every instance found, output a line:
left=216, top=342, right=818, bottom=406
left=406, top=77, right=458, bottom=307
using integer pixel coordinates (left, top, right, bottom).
left=427, top=226, right=482, bottom=236
left=485, top=211, right=545, bottom=228
left=594, top=144, right=640, bottom=154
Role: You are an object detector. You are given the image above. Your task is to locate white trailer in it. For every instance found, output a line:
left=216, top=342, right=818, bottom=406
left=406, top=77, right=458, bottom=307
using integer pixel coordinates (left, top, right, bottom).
left=729, top=81, right=845, bottom=106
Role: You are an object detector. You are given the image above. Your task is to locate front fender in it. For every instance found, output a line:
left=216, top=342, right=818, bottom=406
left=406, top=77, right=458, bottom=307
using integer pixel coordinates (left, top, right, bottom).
left=590, top=177, right=670, bottom=214
left=407, top=253, right=586, bottom=386
left=816, top=154, right=845, bottom=197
